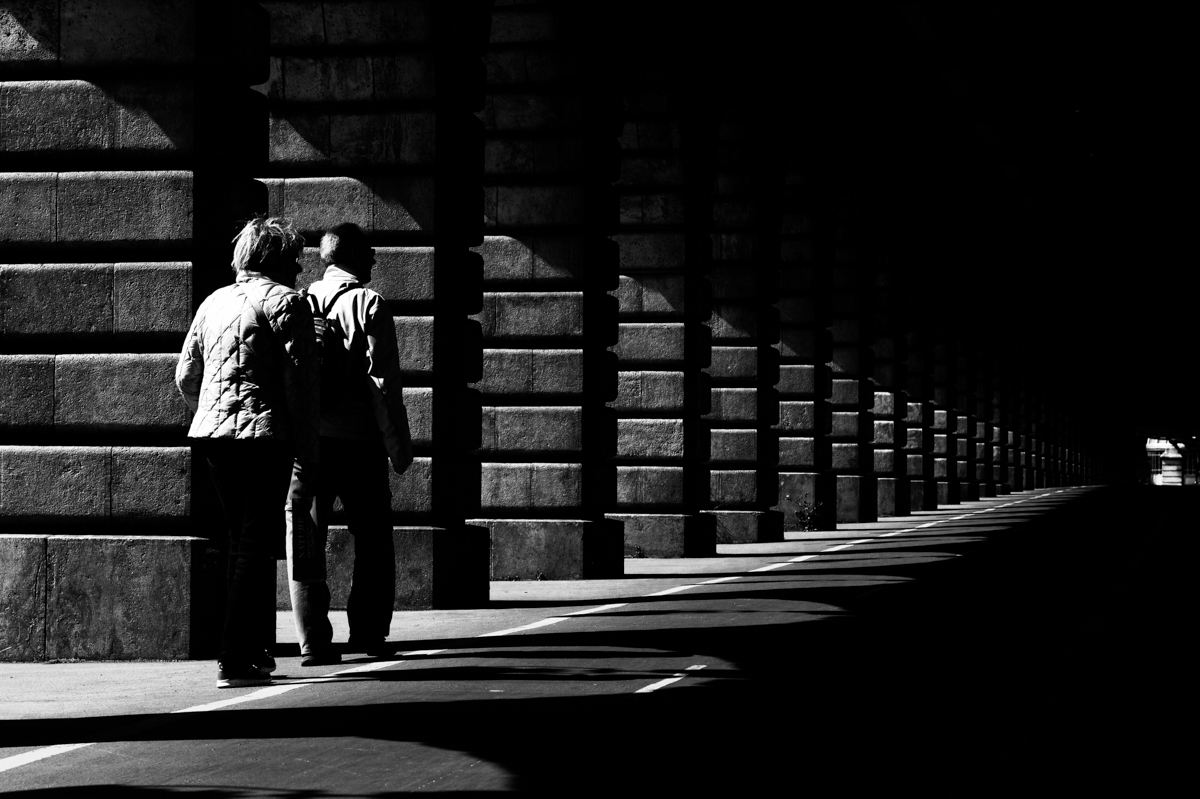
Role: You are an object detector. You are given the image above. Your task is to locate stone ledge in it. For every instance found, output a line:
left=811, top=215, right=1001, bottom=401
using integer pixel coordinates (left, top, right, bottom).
left=0, top=534, right=215, bottom=661
left=703, top=510, right=784, bottom=544
left=610, top=513, right=716, bottom=558
left=473, top=518, right=623, bottom=580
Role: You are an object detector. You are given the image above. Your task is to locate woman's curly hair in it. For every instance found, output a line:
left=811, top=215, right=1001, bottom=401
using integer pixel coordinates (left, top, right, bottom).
left=231, top=216, right=305, bottom=275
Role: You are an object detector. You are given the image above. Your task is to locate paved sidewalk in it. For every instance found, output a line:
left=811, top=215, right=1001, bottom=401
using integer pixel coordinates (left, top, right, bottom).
left=1, top=486, right=1088, bottom=728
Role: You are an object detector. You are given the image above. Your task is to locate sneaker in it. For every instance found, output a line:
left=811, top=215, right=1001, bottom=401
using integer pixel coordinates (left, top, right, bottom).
left=216, top=663, right=272, bottom=689
left=301, top=650, right=342, bottom=667
left=253, top=651, right=277, bottom=675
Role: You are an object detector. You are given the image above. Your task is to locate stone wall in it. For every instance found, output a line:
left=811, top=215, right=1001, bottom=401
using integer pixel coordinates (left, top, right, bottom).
left=1, top=1, right=1110, bottom=660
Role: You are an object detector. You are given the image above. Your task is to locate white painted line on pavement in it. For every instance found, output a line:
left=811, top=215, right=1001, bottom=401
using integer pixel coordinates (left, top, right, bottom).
left=750, top=562, right=789, bottom=572
left=788, top=554, right=818, bottom=562
left=916, top=522, right=940, bottom=528
left=401, top=649, right=448, bottom=657
left=645, top=584, right=700, bottom=597
left=823, top=544, right=854, bottom=552
left=476, top=617, right=565, bottom=637
left=635, top=664, right=707, bottom=694
left=0, top=744, right=95, bottom=774
left=698, top=576, right=741, bottom=585
left=562, top=603, right=628, bottom=616
left=174, top=683, right=307, bottom=713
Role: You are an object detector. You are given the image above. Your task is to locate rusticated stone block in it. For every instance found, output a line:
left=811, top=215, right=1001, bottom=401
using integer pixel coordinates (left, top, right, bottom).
left=831, top=442, right=862, bottom=471
left=60, top=0, right=194, bottom=66
left=707, top=388, right=756, bottom=422
left=0, top=355, right=54, bottom=428
left=613, top=232, right=685, bottom=270
left=777, top=364, right=821, bottom=396
left=388, top=457, right=432, bottom=514
left=615, top=275, right=685, bottom=315
left=777, top=401, right=817, bottom=434
left=710, top=469, right=757, bottom=504
left=1, top=4, right=59, bottom=65
left=617, top=419, right=683, bottom=459
left=836, top=475, right=878, bottom=523
left=475, top=235, right=592, bottom=282
left=485, top=185, right=585, bottom=226
left=705, top=510, right=783, bottom=544
left=618, top=193, right=685, bottom=226
left=395, top=316, right=434, bottom=374
left=484, top=94, right=582, bottom=132
left=270, top=111, right=435, bottom=166
left=264, top=176, right=435, bottom=234
left=0, top=80, right=192, bottom=154
left=619, top=120, right=681, bottom=151
left=710, top=429, right=756, bottom=462
left=271, top=54, right=434, bottom=101
left=278, top=525, right=488, bottom=611
left=0, top=446, right=110, bottom=520
left=616, top=465, right=682, bottom=506
left=55, top=354, right=187, bottom=430
left=708, top=347, right=758, bottom=380
left=481, top=406, right=581, bottom=454
left=477, top=292, right=582, bottom=339
left=831, top=411, right=868, bottom=439
left=480, top=462, right=581, bottom=509
left=406, top=387, right=432, bottom=447
left=477, top=349, right=582, bottom=395
left=0, top=535, right=46, bottom=661
left=114, top=263, right=191, bottom=334
left=323, top=1, right=432, bottom=45
left=611, top=370, right=683, bottom=412
left=45, top=535, right=200, bottom=659
left=479, top=518, right=623, bottom=580
left=612, top=513, right=716, bottom=558
left=613, top=323, right=684, bottom=363
left=778, top=437, right=816, bottom=468
left=0, top=173, right=56, bottom=243
left=0, top=263, right=112, bottom=336
left=111, top=447, right=190, bottom=520
left=709, top=306, right=758, bottom=341
left=56, top=171, right=192, bottom=245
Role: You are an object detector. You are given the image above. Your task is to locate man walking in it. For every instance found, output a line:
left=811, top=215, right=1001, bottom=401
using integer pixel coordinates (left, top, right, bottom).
left=289, top=222, right=413, bottom=664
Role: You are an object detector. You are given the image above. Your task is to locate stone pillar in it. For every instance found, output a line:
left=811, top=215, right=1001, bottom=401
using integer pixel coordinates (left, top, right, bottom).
left=703, top=110, right=783, bottom=543
left=993, top=354, right=1014, bottom=494
left=975, top=356, right=998, bottom=497
left=825, top=216, right=877, bottom=524
left=776, top=157, right=836, bottom=531
left=955, top=340, right=980, bottom=501
left=932, top=333, right=961, bottom=505
left=608, top=59, right=715, bottom=557
left=470, top=3, right=621, bottom=579
left=261, top=1, right=491, bottom=606
left=871, top=266, right=910, bottom=517
left=904, top=330, right=939, bottom=510
left=1, top=0, right=205, bottom=659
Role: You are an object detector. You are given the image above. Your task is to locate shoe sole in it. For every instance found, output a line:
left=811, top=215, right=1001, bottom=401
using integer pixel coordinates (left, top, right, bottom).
left=216, top=677, right=272, bottom=689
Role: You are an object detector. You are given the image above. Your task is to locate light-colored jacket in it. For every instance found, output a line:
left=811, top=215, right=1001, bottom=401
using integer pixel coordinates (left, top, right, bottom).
left=308, top=265, right=411, bottom=471
left=175, top=273, right=320, bottom=465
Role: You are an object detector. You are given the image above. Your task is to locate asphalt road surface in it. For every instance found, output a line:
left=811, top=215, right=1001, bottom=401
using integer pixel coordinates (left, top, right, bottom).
left=1, top=486, right=1189, bottom=795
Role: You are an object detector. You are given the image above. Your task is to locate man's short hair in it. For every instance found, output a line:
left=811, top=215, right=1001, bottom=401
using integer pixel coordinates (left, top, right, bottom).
left=231, top=216, right=304, bottom=275
left=320, top=222, right=370, bottom=267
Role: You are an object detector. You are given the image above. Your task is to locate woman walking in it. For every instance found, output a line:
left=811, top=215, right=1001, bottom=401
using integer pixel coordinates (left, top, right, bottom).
left=176, top=217, right=320, bottom=688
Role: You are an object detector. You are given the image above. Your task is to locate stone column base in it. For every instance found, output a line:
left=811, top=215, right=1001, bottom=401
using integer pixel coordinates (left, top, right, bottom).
left=608, top=513, right=716, bottom=558
left=876, top=477, right=911, bottom=517
left=472, top=518, right=624, bottom=580
left=703, top=510, right=784, bottom=544
left=836, top=475, right=878, bottom=523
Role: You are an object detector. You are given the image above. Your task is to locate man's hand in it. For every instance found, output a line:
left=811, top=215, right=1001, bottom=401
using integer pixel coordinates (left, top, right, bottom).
left=390, top=452, right=414, bottom=475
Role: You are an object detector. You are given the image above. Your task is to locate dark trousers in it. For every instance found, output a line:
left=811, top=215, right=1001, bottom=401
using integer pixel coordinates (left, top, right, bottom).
left=315, top=436, right=396, bottom=642
left=202, top=438, right=293, bottom=665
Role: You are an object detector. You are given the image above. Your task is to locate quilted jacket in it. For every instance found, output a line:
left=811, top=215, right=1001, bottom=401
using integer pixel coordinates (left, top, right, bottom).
left=175, top=273, right=320, bottom=465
